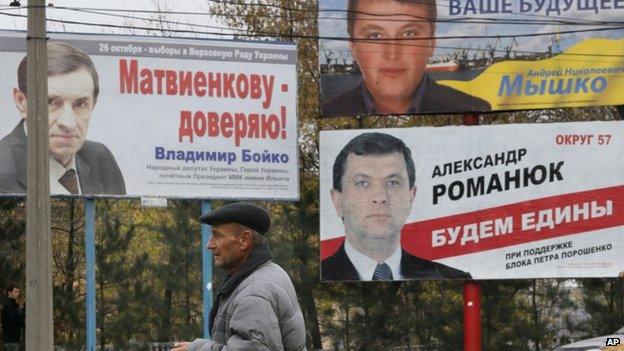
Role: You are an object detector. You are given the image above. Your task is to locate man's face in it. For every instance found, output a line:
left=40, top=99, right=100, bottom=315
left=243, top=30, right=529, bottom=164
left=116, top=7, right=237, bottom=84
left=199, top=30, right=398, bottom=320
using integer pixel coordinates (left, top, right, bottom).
left=8, top=288, right=19, bottom=300
left=207, top=223, right=247, bottom=273
left=13, top=68, right=96, bottom=166
left=350, top=0, right=435, bottom=107
left=331, top=152, right=416, bottom=244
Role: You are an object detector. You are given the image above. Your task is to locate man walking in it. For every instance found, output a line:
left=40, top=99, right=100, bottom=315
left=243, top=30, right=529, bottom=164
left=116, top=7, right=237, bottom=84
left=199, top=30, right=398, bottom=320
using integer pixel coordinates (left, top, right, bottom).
left=173, top=202, right=307, bottom=351
left=1, top=285, right=25, bottom=351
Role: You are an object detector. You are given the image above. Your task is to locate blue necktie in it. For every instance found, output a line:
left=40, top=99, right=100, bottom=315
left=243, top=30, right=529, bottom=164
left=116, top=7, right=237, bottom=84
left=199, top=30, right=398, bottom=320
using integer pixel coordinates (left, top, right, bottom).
left=372, top=263, right=393, bottom=280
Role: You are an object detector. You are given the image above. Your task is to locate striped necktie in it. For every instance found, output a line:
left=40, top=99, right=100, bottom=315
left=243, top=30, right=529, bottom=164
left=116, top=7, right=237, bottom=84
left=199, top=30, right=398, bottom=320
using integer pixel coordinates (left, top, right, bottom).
left=372, top=263, right=393, bottom=280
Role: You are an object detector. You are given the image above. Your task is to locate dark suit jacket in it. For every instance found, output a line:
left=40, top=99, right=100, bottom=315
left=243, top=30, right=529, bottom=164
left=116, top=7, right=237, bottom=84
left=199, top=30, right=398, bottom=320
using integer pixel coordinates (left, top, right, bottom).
left=321, top=243, right=472, bottom=281
left=322, top=74, right=491, bottom=117
left=0, top=120, right=126, bottom=195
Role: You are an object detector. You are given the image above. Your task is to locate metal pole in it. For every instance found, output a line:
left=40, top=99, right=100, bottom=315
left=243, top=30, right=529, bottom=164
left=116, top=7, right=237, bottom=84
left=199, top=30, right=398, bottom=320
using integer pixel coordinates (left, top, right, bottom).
left=463, top=113, right=479, bottom=126
left=464, top=282, right=482, bottom=351
left=201, top=201, right=213, bottom=338
left=25, top=1, right=53, bottom=350
left=462, top=112, right=481, bottom=351
left=85, top=199, right=96, bottom=351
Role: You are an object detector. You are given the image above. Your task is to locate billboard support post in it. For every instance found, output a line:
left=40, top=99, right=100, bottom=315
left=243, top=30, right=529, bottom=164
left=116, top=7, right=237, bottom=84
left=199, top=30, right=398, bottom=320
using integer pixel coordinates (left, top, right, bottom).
left=201, top=200, right=213, bottom=338
left=463, top=112, right=481, bottom=351
left=463, top=113, right=479, bottom=126
left=464, top=281, right=482, bottom=351
left=85, top=199, right=96, bottom=351
left=25, top=1, right=54, bottom=350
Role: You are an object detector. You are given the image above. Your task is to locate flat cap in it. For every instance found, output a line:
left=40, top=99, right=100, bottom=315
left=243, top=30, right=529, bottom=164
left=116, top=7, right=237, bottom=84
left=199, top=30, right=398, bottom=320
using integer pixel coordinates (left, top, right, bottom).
left=199, top=202, right=271, bottom=235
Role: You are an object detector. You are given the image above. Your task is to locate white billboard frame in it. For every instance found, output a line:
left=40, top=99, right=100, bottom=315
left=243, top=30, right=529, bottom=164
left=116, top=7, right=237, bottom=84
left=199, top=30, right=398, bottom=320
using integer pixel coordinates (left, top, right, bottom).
left=0, top=30, right=300, bottom=201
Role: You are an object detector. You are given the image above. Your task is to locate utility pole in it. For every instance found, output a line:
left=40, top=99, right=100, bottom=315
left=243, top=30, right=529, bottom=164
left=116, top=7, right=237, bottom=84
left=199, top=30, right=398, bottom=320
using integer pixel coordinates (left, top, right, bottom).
left=25, top=0, right=53, bottom=350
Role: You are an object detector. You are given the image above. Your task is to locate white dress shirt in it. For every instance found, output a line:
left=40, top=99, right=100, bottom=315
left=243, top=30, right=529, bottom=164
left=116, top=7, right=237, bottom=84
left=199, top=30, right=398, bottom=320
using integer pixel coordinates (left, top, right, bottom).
left=344, top=240, right=403, bottom=280
left=50, top=157, right=81, bottom=195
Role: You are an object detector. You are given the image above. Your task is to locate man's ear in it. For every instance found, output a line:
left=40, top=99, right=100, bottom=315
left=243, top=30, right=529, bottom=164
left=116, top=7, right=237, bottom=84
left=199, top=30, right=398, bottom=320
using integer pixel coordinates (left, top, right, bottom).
left=13, top=88, right=27, bottom=119
left=348, top=40, right=357, bottom=62
left=428, top=37, right=437, bottom=59
left=410, top=186, right=417, bottom=202
left=330, top=188, right=344, bottom=220
left=239, top=229, right=252, bottom=250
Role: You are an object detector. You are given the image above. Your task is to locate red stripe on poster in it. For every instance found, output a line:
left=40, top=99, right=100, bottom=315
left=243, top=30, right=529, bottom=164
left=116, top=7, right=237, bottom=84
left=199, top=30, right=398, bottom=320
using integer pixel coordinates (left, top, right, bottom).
left=320, top=185, right=624, bottom=261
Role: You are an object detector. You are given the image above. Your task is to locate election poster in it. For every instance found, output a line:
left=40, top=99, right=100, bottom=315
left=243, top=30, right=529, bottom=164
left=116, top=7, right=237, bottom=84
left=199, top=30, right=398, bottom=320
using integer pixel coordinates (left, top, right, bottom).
left=0, top=30, right=299, bottom=200
left=320, top=121, right=624, bottom=280
left=319, top=0, right=624, bottom=117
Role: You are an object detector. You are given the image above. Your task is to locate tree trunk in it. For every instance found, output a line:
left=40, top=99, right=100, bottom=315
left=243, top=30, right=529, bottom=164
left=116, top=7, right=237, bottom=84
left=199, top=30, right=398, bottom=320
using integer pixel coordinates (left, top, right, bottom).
left=301, top=284, right=321, bottom=349
left=532, top=280, right=541, bottom=351
left=616, top=105, right=624, bottom=120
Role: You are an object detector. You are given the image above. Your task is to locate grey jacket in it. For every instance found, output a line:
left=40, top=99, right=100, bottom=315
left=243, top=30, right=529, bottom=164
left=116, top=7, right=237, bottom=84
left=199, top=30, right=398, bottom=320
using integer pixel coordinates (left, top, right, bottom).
left=188, top=261, right=307, bottom=351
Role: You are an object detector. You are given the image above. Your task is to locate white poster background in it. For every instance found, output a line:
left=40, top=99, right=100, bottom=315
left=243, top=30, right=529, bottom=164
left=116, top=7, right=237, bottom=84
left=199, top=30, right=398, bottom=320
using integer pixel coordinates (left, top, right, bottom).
left=0, top=31, right=299, bottom=200
left=320, top=121, right=624, bottom=279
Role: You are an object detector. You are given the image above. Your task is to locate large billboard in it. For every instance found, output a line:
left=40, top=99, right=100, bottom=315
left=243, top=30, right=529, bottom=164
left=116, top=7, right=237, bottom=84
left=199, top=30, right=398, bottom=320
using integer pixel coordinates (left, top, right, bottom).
left=320, top=121, right=624, bottom=281
left=0, top=31, right=299, bottom=200
left=319, top=0, right=624, bottom=117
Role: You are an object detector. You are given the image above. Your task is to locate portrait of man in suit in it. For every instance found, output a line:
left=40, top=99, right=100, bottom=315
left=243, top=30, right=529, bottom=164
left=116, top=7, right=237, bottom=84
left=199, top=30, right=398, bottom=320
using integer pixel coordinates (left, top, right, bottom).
left=0, top=41, right=125, bottom=195
left=322, top=0, right=491, bottom=116
left=321, top=132, right=471, bottom=281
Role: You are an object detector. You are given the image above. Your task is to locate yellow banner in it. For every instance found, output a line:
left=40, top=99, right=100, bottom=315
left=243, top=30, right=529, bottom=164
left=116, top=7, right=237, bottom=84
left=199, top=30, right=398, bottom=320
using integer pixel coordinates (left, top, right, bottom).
left=440, top=38, right=624, bottom=110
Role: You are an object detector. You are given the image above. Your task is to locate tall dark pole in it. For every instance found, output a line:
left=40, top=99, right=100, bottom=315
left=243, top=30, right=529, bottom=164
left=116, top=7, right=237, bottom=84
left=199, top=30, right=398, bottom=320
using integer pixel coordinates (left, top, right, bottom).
left=25, top=0, right=53, bottom=349
left=201, top=201, right=213, bottom=339
left=463, top=113, right=481, bottom=351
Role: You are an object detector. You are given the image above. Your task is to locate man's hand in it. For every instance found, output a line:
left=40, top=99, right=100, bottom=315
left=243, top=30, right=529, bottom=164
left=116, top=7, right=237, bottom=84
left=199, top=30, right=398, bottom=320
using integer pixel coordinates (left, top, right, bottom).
left=171, top=342, right=190, bottom=350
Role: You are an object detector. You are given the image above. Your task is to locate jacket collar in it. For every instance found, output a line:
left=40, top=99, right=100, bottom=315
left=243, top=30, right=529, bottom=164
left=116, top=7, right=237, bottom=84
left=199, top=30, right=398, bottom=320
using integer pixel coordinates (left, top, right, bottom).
left=9, top=120, right=27, bottom=190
